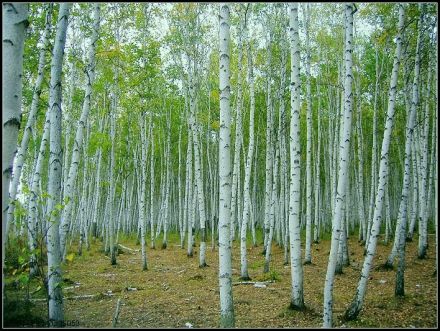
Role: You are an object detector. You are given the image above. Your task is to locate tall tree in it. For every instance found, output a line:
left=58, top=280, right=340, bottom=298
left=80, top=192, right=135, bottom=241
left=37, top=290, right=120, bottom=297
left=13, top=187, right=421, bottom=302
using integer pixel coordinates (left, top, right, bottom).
left=288, top=2, right=305, bottom=311
left=239, top=4, right=254, bottom=281
left=343, top=3, right=405, bottom=320
left=2, top=1, right=28, bottom=294
left=304, top=3, right=313, bottom=264
left=45, top=3, right=72, bottom=325
left=59, top=3, right=101, bottom=259
left=323, top=4, right=355, bottom=327
left=6, top=4, right=52, bottom=233
left=218, top=3, right=235, bottom=327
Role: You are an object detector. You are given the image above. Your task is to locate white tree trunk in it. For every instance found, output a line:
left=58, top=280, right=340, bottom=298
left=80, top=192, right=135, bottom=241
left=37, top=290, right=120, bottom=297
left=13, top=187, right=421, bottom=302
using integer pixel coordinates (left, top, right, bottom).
left=304, top=3, right=313, bottom=264
left=188, top=60, right=208, bottom=266
left=366, top=46, right=384, bottom=247
left=417, top=38, right=430, bottom=259
left=139, top=113, right=148, bottom=270
left=2, top=0, right=28, bottom=294
left=230, top=11, right=244, bottom=241
left=6, top=4, right=51, bottom=232
left=108, top=92, right=117, bottom=265
left=343, top=5, right=405, bottom=321
left=186, top=132, right=194, bottom=257
left=239, top=16, right=254, bottom=281
left=288, top=3, right=305, bottom=311
left=2, top=2, right=28, bottom=233
left=264, top=32, right=274, bottom=254
left=149, top=117, right=156, bottom=249
left=218, top=4, right=235, bottom=327
left=59, top=4, right=100, bottom=259
left=46, top=3, right=71, bottom=325
left=323, top=4, right=355, bottom=327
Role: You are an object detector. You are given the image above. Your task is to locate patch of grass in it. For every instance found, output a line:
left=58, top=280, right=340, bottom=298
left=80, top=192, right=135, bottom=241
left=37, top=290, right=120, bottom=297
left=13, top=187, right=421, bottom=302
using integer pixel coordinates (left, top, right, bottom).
left=255, top=269, right=281, bottom=282
left=249, top=259, right=265, bottom=269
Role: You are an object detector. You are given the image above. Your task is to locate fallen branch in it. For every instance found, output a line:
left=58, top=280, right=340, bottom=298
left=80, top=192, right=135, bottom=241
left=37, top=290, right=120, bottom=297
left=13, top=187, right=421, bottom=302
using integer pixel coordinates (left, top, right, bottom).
left=112, top=298, right=122, bottom=327
left=118, top=244, right=140, bottom=253
left=232, top=280, right=275, bottom=286
left=29, top=292, right=114, bottom=302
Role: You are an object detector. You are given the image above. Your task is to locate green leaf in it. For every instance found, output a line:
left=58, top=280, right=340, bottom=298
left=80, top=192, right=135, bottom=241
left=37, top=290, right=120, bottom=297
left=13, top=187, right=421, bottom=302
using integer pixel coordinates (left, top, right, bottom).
left=65, top=253, right=75, bottom=263
left=18, top=256, right=25, bottom=265
left=18, top=274, right=29, bottom=285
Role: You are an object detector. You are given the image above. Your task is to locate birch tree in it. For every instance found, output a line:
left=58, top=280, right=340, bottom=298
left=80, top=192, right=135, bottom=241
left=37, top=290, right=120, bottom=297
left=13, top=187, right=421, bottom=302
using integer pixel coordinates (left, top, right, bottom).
left=45, top=3, right=71, bottom=325
left=288, top=3, right=305, bottom=311
left=322, top=4, right=355, bottom=327
left=139, top=112, right=148, bottom=270
left=59, top=3, right=100, bottom=259
left=343, top=4, right=405, bottom=321
left=304, top=3, right=313, bottom=264
left=2, top=1, right=28, bottom=293
left=239, top=4, right=253, bottom=281
left=6, top=4, right=52, bottom=232
left=218, top=3, right=234, bottom=327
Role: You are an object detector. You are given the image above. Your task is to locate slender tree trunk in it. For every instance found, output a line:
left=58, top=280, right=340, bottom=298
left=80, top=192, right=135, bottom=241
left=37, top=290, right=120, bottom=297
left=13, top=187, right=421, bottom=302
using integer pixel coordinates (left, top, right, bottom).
left=218, top=4, right=235, bottom=327
left=239, top=15, right=254, bottom=280
left=149, top=116, right=156, bottom=249
left=343, top=5, right=406, bottom=321
left=139, top=113, right=148, bottom=270
left=2, top=1, right=28, bottom=296
left=304, top=3, right=313, bottom=265
left=59, top=4, right=100, bottom=260
left=230, top=10, right=244, bottom=242
left=46, top=3, right=71, bottom=325
left=264, top=32, right=274, bottom=255
left=366, top=45, right=384, bottom=247
left=323, top=4, right=355, bottom=327
left=288, top=3, right=305, bottom=311
left=6, top=4, right=52, bottom=233
left=108, top=91, right=117, bottom=265
left=186, top=133, right=194, bottom=257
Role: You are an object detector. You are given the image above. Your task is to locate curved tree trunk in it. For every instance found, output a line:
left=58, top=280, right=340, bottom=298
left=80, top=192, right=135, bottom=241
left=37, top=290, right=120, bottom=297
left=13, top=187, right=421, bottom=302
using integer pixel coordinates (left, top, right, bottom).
left=343, top=4, right=406, bottom=321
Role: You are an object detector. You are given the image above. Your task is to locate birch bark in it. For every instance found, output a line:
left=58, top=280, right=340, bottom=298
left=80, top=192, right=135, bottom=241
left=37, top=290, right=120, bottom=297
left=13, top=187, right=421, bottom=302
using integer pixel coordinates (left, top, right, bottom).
left=323, top=4, right=355, bottom=327
left=344, top=5, right=405, bottom=320
left=218, top=3, right=235, bottom=327
left=46, top=3, right=71, bottom=325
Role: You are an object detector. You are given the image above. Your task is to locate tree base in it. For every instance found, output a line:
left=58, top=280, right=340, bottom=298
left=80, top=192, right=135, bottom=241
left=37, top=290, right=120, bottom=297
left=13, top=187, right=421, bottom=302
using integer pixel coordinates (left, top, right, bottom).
left=162, top=242, right=167, bottom=249
left=343, top=302, right=360, bottom=322
left=219, top=312, right=235, bottom=328
left=382, top=261, right=394, bottom=270
left=288, top=302, right=305, bottom=311
left=417, top=250, right=427, bottom=260
left=239, top=275, right=251, bottom=281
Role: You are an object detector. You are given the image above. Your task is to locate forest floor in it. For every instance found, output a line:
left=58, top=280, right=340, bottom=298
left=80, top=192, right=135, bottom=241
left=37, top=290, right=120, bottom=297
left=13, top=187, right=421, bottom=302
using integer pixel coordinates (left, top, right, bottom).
left=4, top=232, right=438, bottom=328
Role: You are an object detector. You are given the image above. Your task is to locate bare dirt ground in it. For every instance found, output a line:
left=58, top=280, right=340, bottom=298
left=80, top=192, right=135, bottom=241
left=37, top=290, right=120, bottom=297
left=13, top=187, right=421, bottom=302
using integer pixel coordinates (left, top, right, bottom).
left=4, top=232, right=438, bottom=328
